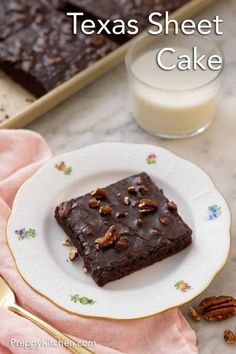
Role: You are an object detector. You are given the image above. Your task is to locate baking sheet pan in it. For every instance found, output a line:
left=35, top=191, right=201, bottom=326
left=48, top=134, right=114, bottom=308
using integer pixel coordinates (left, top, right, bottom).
left=0, top=0, right=218, bottom=129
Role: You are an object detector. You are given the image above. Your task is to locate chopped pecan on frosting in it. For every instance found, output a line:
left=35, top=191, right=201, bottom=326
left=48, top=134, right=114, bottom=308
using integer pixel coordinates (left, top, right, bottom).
left=139, top=199, right=158, bottom=213
left=95, top=225, right=119, bottom=250
left=88, top=198, right=100, bottom=208
left=99, top=205, right=112, bottom=215
left=91, top=188, right=108, bottom=199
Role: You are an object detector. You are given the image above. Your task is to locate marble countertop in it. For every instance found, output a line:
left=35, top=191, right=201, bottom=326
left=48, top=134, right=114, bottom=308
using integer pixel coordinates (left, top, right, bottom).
left=28, top=0, right=236, bottom=353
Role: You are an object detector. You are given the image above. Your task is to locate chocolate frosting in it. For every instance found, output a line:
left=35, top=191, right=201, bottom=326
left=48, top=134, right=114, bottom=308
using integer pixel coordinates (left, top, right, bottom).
left=56, top=172, right=192, bottom=276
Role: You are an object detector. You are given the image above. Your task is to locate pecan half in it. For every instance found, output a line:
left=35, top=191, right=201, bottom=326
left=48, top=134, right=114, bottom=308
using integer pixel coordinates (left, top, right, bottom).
left=188, top=307, right=201, bottom=321
left=139, top=199, right=158, bottom=213
left=95, top=225, right=119, bottom=250
left=91, top=188, right=108, bottom=199
left=200, top=296, right=234, bottom=310
left=224, top=330, right=236, bottom=344
left=200, top=296, right=236, bottom=321
left=202, top=299, right=236, bottom=311
left=204, top=307, right=236, bottom=321
left=99, top=205, right=112, bottom=215
left=88, top=198, right=100, bottom=208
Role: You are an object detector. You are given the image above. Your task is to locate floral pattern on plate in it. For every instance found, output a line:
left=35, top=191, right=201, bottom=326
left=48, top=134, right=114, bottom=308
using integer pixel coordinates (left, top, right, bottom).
left=207, top=205, right=222, bottom=220
left=146, top=153, right=157, bottom=165
left=55, top=161, right=72, bottom=175
left=70, top=294, right=96, bottom=305
left=15, top=228, right=36, bottom=240
left=174, top=281, right=192, bottom=293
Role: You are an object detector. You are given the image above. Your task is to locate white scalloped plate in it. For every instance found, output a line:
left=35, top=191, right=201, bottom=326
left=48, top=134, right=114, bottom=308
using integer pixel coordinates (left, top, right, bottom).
left=7, top=143, right=231, bottom=319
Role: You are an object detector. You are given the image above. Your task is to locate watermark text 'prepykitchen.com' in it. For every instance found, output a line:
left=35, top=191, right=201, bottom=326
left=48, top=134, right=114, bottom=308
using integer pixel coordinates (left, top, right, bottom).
left=10, top=338, right=96, bottom=350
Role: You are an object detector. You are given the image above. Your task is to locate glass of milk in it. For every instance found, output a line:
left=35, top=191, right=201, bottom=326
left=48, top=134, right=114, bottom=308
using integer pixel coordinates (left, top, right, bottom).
left=126, top=32, right=224, bottom=138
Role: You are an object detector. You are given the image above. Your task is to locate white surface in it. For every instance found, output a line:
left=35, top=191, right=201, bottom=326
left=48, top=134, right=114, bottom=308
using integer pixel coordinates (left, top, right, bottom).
left=27, top=0, right=236, bottom=351
left=7, top=143, right=230, bottom=319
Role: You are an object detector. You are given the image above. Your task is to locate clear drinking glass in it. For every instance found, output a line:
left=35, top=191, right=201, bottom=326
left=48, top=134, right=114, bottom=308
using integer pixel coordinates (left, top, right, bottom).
left=126, top=32, right=224, bottom=139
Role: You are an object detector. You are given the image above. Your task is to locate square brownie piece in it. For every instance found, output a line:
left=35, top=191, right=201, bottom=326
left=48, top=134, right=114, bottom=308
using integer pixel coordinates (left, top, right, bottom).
left=55, top=172, right=192, bottom=287
left=0, top=10, right=118, bottom=97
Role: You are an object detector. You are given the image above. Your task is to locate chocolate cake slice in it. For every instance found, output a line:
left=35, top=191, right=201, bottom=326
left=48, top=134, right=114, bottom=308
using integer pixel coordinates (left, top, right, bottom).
left=55, top=172, right=192, bottom=287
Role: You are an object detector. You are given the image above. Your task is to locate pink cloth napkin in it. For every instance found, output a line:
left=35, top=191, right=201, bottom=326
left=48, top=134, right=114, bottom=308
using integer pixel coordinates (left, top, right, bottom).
left=0, top=130, right=198, bottom=354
